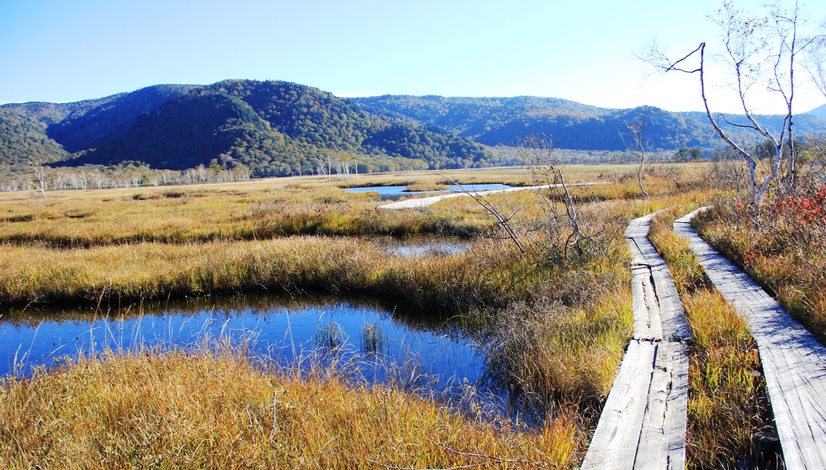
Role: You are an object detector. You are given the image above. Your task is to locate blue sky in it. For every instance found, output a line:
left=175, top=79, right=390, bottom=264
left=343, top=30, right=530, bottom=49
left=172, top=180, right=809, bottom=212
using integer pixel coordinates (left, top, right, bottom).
left=1, top=0, right=825, bottom=113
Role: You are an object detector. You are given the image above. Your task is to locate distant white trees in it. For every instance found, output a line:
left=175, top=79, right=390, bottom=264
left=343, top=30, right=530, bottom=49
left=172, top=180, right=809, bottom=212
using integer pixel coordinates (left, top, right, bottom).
left=0, top=164, right=252, bottom=194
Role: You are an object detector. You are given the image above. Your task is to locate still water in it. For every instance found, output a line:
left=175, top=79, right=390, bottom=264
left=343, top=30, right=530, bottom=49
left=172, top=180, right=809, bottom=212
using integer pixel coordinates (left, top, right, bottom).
left=346, top=183, right=512, bottom=199
left=0, top=296, right=505, bottom=410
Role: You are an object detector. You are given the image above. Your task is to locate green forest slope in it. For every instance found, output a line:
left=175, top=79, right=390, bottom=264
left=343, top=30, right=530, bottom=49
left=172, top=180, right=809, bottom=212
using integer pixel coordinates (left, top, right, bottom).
left=2, top=80, right=824, bottom=178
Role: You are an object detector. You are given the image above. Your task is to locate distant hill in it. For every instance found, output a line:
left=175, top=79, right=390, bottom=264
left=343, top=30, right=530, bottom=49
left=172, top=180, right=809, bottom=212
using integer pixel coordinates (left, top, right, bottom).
left=2, top=80, right=491, bottom=177
left=3, top=80, right=825, bottom=178
left=352, top=96, right=826, bottom=151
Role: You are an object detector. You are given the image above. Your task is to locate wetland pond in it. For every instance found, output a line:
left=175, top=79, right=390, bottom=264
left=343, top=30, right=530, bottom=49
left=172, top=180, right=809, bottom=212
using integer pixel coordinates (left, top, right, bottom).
left=345, top=183, right=512, bottom=200
left=0, top=294, right=524, bottom=421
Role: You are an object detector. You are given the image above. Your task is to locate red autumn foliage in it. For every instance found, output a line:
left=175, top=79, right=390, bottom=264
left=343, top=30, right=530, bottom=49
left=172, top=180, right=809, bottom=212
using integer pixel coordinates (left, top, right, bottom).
left=774, top=184, right=826, bottom=226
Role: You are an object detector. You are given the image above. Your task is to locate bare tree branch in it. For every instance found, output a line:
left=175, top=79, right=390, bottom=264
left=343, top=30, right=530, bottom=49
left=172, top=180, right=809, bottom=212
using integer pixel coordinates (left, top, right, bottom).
left=638, top=0, right=822, bottom=210
left=620, top=108, right=652, bottom=199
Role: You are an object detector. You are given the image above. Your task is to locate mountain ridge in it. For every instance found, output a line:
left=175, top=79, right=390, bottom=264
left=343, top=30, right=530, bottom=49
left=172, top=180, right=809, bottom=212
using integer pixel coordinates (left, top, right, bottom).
left=3, top=80, right=491, bottom=176
left=351, top=95, right=826, bottom=150
left=2, top=79, right=825, bottom=177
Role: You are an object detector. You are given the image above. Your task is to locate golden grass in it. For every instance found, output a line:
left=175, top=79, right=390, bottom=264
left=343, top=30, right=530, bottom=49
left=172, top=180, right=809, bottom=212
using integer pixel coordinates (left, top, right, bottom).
left=0, top=163, right=710, bottom=247
left=0, top=344, right=582, bottom=469
left=0, top=184, right=491, bottom=246
left=487, top=288, right=633, bottom=409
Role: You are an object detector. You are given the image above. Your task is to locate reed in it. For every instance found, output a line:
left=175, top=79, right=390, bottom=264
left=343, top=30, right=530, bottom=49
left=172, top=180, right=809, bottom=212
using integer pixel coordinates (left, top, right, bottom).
left=0, top=343, right=582, bottom=469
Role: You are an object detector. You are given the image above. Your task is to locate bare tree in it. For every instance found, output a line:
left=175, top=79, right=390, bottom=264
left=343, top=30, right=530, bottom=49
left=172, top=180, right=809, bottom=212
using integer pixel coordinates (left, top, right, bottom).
left=462, top=134, right=600, bottom=261
left=29, top=159, right=48, bottom=198
left=620, top=108, right=652, bottom=200
left=642, top=0, right=825, bottom=208
left=803, top=21, right=826, bottom=100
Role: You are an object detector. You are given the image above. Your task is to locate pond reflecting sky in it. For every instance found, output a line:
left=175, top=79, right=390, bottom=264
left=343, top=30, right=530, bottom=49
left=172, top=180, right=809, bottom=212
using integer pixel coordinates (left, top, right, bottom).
left=1, top=297, right=487, bottom=398
left=346, top=183, right=512, bottom=199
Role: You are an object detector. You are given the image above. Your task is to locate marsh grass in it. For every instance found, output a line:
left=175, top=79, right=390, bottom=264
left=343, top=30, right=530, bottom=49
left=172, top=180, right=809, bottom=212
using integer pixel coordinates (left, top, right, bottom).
left=0, top=185, right=493, bottom=246
left=0, top=163, right=710, bottom=247
left=0, top=235, right=594, bottom=313
left=649, top=211, right=776, bottom=469
left=360, top=323, right=386, bottom=356
left=0, top=342, right=581, bottom=469
left=0, top=164, right=716, bottom=466
left=403, top=181, right=450, bottom=192
left=486, top=289, right=633, bottom=412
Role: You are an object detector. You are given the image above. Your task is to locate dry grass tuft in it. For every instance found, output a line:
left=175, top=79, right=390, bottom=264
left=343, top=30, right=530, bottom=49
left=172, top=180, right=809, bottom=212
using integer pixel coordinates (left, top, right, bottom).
left=0, top=344, right=582, bottom=469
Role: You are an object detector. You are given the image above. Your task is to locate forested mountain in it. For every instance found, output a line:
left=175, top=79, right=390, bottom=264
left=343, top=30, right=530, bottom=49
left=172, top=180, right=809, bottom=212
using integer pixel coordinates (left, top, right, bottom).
left=47, top=84, right=199, bottom=152
left=3, top=80, right=825, bottom=179
left=0, top=85, right=196, bottom=169
left=2, top=80, right=490, bottom=177
left=352, top=95, right=826, bottom=151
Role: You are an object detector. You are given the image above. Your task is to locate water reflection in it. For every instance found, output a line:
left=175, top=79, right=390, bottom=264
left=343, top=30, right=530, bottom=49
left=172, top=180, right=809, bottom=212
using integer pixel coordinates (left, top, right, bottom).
left=4, top=296, right=508, bottom=412
left=1, top=297, right=472, bottom=382
left=1, top=295, right=548, bottom=425
left=346, top=183, right=513, bottom=200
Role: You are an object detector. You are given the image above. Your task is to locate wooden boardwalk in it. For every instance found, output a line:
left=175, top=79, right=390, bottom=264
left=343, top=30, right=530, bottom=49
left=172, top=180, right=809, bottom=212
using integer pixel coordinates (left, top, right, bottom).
left=582, top=214, right=691, bottom=469
left=675, top=209, right=826, bottom=469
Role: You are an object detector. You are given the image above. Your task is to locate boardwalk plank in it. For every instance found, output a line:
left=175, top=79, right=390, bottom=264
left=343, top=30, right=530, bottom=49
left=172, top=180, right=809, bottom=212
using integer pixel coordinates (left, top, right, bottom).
left=632, top=267, right=662, bottom=341
left=675, top=209, right=826, bottom=469
left=651, top=265, right=692, bottom=342
left=635, top=342, right=689, bottom=470
left=583, top=214, right=689, bottom=468
left=581, top=341, right=657, bottom=470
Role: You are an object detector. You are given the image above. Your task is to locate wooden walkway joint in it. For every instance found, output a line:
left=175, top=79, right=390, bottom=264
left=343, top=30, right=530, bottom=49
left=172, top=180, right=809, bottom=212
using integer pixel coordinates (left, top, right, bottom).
left=582, top=214, right=691, bottom=469
left=675, top=208, right=826, bottom=469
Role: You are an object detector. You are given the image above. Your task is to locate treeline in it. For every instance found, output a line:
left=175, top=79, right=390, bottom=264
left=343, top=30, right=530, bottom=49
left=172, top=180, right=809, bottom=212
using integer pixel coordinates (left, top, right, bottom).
left=0, top=163, right=251, bottom=193
left=0, top=149, right=446, bottom=194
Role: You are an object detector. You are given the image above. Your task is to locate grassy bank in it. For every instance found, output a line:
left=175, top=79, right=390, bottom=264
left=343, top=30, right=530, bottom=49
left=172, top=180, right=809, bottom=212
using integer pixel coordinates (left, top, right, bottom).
left=649, top=210, right=776, bottom=468
left=0, top=344, right=580, bottom=469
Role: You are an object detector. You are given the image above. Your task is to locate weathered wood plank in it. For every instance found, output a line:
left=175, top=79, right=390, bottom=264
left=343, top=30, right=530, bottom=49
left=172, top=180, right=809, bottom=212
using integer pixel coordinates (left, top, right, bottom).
left=675, top=209, right=826, bottom=469
left=651, top=265, right=692, bottom=342
left=632, top=267, right=662, bottom=341
left=581, top=340, right=658, bottom=470
left=635, top=342, right=689, bottom=470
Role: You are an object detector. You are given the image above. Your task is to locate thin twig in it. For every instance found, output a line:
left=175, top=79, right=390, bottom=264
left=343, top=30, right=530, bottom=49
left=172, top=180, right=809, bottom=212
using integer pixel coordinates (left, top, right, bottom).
left=437, top=443, right=548, bottom=467
left=366, top=458, right=483, bottom=470
left=4, top=426, right=29, bottom=466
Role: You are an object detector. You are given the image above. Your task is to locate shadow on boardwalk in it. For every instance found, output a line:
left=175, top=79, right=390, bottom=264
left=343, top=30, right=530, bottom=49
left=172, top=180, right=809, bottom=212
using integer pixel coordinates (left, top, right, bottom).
left=675, top=208, right=826, bottom=469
